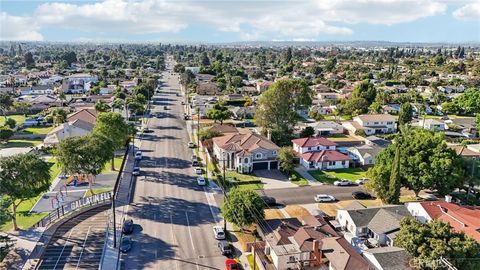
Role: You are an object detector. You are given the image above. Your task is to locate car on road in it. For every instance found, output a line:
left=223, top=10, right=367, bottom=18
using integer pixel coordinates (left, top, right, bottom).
left=143, top=127, right=153, bottom=133
left=213, top=226, right=226, bottom=240
left=355, top=177, right=369, bottom=185
left=164, top=105, right=168, bottom=110
left=132, top=167, right=140, bottom=176
left=314, top=194, right=336, bottom=202
left=194, top=167, right=202, bottom=174
left=197, top=176, right=206, bottom=186
left=352, top=191, right=374, bottom=200
left=120, top=237, right=132, bottom=253
left=181, top=101, right=185, bottom=105
left=122, top=219, right=134, bottom=235
left=260, top=196, right=277, bottom=206
left=156, top=113, right=162, bottom=118
left=333, top=179, right=355, bottom=186
left=188, top=142, right=195, bottom=148
left=134, top=151, right=142, bottom=160
left=421, top=194, right=438, bottom=201
left=217, top=240, right=232, bottom=256
left=226, top=259, right=239, bottom=270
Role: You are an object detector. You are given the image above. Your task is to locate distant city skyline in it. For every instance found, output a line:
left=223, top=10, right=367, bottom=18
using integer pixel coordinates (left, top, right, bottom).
left=1, top=0, right=479, bottom=43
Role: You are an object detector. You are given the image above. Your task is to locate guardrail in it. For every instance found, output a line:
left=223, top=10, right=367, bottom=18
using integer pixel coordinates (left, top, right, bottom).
left=33, top=192, right=112, bottom=228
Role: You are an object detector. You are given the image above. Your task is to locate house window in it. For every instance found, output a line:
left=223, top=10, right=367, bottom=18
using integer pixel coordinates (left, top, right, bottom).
left=341, top=161, right=346, bottom=165
left=255, top=153, right=262, bottom=159
left=374, top=122, right=379, bottom=125
left=288, top=256, right=296, bottom=263
left=244, top=158, right=248, bottom=163
left=308, top=147, right=312, bottom=151
left=272, top=151, right=277, bottom=156
left=328, top=161, right=334, bottom=166
left=387, top=121, right=393, bottom=125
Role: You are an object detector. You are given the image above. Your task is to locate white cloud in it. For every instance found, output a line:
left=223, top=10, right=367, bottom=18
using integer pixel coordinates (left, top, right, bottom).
left=453, top=2, right=480, bottom=21
left=0, top=12, right=44, bottom=41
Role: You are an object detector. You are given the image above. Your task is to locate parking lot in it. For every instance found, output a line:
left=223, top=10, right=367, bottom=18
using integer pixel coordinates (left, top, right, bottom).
left=36, top=204, right=110, bottom=270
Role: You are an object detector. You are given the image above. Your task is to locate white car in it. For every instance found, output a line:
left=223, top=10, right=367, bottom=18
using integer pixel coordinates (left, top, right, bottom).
left=197, top=176, right=206, bottom=186
left=355, top=177, right=369, bottom=185
left=132, top=167, right=140, bottom=176
left=213, top=226, right=226, bottom=240
left=134, top=151, right=142, bottom=160
left=194, top=167, right=202, bottom=174
left=314, top=194, right=336, bottom=202
left=188, top=142, right=195, bottom=148
left=333, top=179, right=354, bottom=186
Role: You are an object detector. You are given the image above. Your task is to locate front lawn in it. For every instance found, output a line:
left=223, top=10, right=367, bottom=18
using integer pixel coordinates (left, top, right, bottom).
left=101, top=155, right=125, bottom=173
left=289, top=171, right=309, bottom=186
left=22, top=126, right=54, bottom=135
left=225, top=170, right=260, bottom=182
left=0, top=114, right=28, bottom=126
left=0, top=139, right=43, bottom=149
left=309, top=168, right=367, bottom=183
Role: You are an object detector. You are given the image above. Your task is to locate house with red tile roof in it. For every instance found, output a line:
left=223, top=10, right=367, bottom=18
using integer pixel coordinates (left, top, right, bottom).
left=212, top=131, right=279, bottom=173
left=292, top=136, right=351, bottom=170
left=66, top=108, right=97, bottom=125
left=405, top=201, right=480, bottom=242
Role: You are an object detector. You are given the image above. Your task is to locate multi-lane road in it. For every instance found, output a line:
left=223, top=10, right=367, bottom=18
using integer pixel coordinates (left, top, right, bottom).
left=120, top=61, right=225, bottom=269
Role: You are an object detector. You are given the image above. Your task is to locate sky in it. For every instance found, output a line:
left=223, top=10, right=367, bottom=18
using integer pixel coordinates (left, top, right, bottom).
left=0, top=0, right=479, bottom=43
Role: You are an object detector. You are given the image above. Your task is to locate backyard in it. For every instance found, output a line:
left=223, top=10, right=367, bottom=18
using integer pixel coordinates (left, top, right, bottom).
left=0, top=139, right=43, bottom=149
left=309, top=168, right=367, bottom=183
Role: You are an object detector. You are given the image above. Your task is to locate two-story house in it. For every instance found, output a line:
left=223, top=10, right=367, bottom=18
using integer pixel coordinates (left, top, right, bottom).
left=342, top=114, right=398, bottom=136
left=212, top=132, right=279, bottom=173
left=413, top=119, right=447, bottom=131
left=292, top=136, right=351, bottom=170
left=336, top=205, right=411, bottom=247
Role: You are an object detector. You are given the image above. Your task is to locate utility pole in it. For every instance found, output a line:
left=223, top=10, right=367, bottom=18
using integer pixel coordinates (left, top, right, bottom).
left=222, top=158, right=227, bottom=232
left=197, top=106, right=200, bottom=148
left=112, top=195, right=116, bottom=248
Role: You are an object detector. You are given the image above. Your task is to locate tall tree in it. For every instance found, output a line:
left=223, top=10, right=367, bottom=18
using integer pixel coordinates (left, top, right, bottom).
left=206, top=102, right=233, bottom=124
left=51, top=108, right=68, bottom=126
left=278, top=147, right=296, bottom=174
left=93, top=112, right=128, bottom=170
left=221, top=188, right=265, bottom=229
left=398, top=102, right=413, bottom=125
left=0, top=93, right=13, bottom=120
left=94, top=100, right=111, bottom=112
left=0, top=153, right=50, bottom=230
left=387, top=143, right=401, bottom=204
left=24, top=52, right=35, bottom=68
left=352, top=80, right=377, bottom=105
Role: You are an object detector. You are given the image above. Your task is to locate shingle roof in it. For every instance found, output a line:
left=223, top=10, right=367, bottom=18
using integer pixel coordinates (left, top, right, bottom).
left=322, top=237, right=370, bottom=270
left=364, top=247, right=412, bottom=270
left=357, top=114, right=398, bottom=122
left=342, top=205, right=410, bottom=229
left=291, top=136, right=337, bottom=148
left=301, top=150, right=351, bottom=162
left=212, top=132, right=279, bottom=153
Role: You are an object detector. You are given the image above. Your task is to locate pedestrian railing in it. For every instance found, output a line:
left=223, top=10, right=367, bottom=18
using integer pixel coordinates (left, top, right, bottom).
left=33, top=192, right=112, bottom=228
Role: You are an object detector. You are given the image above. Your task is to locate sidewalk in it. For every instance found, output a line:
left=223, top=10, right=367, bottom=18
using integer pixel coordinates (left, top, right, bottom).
left=295, top=166, right=323, bottom=186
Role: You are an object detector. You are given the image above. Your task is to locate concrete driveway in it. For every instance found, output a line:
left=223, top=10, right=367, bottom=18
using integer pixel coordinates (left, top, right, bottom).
left=254, top=169, right=298, bottom=189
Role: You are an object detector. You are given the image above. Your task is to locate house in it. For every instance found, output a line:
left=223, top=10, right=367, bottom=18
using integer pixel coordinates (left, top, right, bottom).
left=256, top=215, right=370, bottom=270
left=447, top=118, right=478, bottom=138
left=229, top=106, right=254, bottom=120
left=413, top=119, right=447, bottom=131
left=336, top=205, right=412, bottom=247
left=362, top=246, right=412, bottom=270
left=212, top=131, right=279, bottom=173
left=437, top=85, right=465, bottom=94
left=292, top=137, right=351, bottom=170
left=44, top=119, right=94, bottom=145
left=381, top=104, right=400, bottom=115
left=347, top=144, right=384, bottom=166
left=317, top=92, right=341, bottom=102
left=364, top=136, right=391, bottom=148
left=66, top=108, right=97, bottom=125
left=450, top=144, right=480, bottom=159
left=314, top=121, right=344, bottom=136
left=256, top=81, right=273, bottom=93
left=195, top=82, right=221, bottom=95
left=18, top=86, right=55, bottom=95
left=64, top=73, right=98, bottom=94
left=405, top=201, right=480, bottom=242
left=343, top=114, right=398, bottom=136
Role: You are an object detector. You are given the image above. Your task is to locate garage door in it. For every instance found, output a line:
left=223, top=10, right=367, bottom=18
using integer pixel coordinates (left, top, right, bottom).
left=269, top=161, right=278, bottom=170
left=253, top=162, right=268, bottom=170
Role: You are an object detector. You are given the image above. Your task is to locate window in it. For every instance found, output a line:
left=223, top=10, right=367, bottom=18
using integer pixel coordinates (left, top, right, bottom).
left=374, top=121, right=379, bottom=125
left=308, top=147, right=311, bottom=151
left=244, top=158, right=248, bottom=163
left=341, top=161, right=345, bottom=165
left=288, top=256, right=296, bottom=263
left=272, top=151, right=277, bottom=156
left=255, top=153, right=262, bottom=159
left=387, top=121, right=393, bottom=125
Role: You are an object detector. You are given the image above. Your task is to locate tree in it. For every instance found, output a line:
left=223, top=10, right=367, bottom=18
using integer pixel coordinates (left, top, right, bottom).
left=4, top=118, right=16, bottom=129
left=24, top=52, right=35, bottom=68
left=338, top=97, right=369, bottom=116
left=62, top=51, right=77, bottom=66
left=387, top=143, right=401, bottom=204
left=111, top=98, right=125, bottom=112
left=299, top=126, right=315, bottom=138
left=395, top=218, right=480, bottom=270
left=51, top=108, right=68, bottom=126
left=206, top=102, right=233, bottom=124
left=368, top=101, right=382, bottom=114
left=93, top=112, right=128, bottom=170
left=278, top=147, right=296, bottom=174
left=477, top=114, right=480, bottom=135
left=255, top=80, right=313, bottom=146
left=0, top=93, right=13, bottom=120
left=95, top=100, right=111, bottom=112
left=198, top=128, right=223, bottom=141
left=0, top=127, right=14, bottom=142
left=455, top=88, right=480, bottom=115
left=398, top=102, right=413, bottom=125
left=13, top=101, right=31, bottom=116
left=221, top=188, right=265, bottom=228
left=352, top=80, right=377, bottom=105
left=0, top=153, right=50, bottom=230
left=173, top=64, right=185, bottom=73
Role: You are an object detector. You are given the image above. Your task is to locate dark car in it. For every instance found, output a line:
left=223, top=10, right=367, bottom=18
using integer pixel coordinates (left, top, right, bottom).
left=164, top=106, right=168, bottom=110
left=218, top=240, right=232, bottom=255
left=120, top=237, right=132, bottom=253
left=143, top=127, right=154, bottom=133
left=260, top=196, right=277, bottom=206
left=352, top=191, right=374, bottom=200
left=122, top=219, right=134, bottom=235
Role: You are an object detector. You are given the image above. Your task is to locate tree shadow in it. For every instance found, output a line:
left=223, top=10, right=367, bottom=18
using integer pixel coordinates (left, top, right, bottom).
left=140, top=157, right=191, bottom=169
left=153, top=125, right=182, bottom=130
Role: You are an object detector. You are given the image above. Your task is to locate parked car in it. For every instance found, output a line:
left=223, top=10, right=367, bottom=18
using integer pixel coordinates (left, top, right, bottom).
left=122, top=219, right=134, bottom=235
left=355, top=177, right=369, bottom=185
left=181, top=101, right=185, bottom=105
left=197, top=176, right=206, bottom=186
left=134, top=151, right=142, bottom=160
left=352, top=191, right=374, bottom=200
left=421, top=194, right=438, bottom=201
left=120, top=237, right=132, bottom=253
left=333, top=179, right=354, bottom=186
left=188, top=142, right=195, bottom=148
left=132, top=167, right=140, bottom=176
left=213, top=226, right=226, bottom=240
left=226, top=259, right=239, bottom=270
left=218, top=240, right=232, bottom=255
left=260, top=196, right=277, bottom=206
left=164, top=105, right=168, bottom=110
left=314, top=194, right=336, bottom=202
left=192, top=160, right=199, bottom=166
left=143, top=127, right=153, bottom=133
left=194, top=167, right=202, bottom=174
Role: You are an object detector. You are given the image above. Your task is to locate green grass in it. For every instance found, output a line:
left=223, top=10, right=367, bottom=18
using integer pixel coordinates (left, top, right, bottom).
left=225, top=170, right=260, bottom=182
left=290, top=171, right=309, bottom=186
left=22, top=126, right=54, bottom=135
left=309, top=168, right=367, bottom=183
left=101, top=156, right=125, bottom=173
left=234, top=182, right=264, bottom=191
left=84, top=188, right=113, bottom=197
left=246, top=254, right=260, bottom=270
left=0, top=114, right=28, bottom=126
left=0, top=139, right=43, bottom=149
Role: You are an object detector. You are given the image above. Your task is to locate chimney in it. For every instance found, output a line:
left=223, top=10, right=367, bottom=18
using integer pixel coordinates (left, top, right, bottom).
left=311, top=240, right=321, bottom=266
left=267, top=129, right=271, bottom=140
left=445, top=195, right=452, bottom=203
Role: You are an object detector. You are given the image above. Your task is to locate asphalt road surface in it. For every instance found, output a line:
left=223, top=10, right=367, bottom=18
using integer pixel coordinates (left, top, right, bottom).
left=120, top=60, right=226, bottom=270
left=37, top=204, right=110, bottom=270
left=258, top=185, right=363, bottom=205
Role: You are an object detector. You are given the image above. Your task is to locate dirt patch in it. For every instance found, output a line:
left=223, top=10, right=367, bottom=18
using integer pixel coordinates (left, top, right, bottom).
left=284, top=205, right=310, bottom=219
left=264, top=209, right=285, bottom=220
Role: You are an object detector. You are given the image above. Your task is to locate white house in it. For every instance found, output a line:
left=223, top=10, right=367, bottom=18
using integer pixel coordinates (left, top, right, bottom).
left=347, top=144, right=384, bottom=166
left=362, top=246, right=411, bottom=270
left=292, top=136, right=338, bottom=154
left=44, top=119, right=94, bottom=145
left=292, top=137, right=351, bottom=170
left=413, top=119, right=447, bottom=131
left=313, top=121, right=344, bottom=136
left=343, top=114, right=398, bottom=136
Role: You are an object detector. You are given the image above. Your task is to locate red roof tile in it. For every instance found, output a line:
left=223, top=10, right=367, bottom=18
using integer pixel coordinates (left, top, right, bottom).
left=291, top=136, right=337, bottom=148
left=301, top=150, right=351, bottom=162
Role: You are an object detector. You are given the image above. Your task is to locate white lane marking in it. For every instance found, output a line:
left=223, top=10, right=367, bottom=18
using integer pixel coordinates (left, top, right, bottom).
left=170, top=213, right=180, bottom=270
left=184, top=211, right=200, bottom=270
left=75, top=226, right=91, bottom=269
left=53, top=228, right=74, bottom=270
left=204, top=190, right=220, bottom=225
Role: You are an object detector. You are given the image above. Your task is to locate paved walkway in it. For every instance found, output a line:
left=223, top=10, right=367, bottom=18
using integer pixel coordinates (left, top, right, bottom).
left=254, top=169, right=298, bottom=189
left=295, top=166, right=323, bottom=186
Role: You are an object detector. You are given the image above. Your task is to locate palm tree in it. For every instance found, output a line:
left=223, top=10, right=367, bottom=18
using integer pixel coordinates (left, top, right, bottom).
left=51, top=108, right=67, bottom=126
